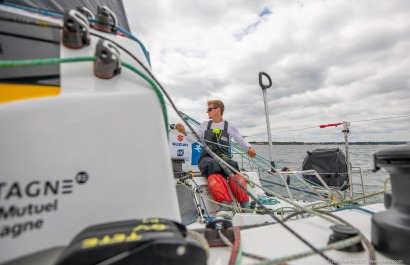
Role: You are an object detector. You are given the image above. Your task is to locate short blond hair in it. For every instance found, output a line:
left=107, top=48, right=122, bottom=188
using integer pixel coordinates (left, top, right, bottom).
left=208, top=100, right=225, bottom=115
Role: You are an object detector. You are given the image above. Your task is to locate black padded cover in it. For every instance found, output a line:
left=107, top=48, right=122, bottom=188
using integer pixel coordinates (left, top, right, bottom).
left=302, top=148, right=349, bottom=188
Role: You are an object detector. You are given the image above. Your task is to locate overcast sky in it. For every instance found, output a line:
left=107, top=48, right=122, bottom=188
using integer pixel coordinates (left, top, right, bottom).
left=123, top=0, right=410, bottom=142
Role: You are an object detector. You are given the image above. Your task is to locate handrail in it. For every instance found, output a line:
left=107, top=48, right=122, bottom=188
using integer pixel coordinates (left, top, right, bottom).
left=351, top=166, right=367, bottom=204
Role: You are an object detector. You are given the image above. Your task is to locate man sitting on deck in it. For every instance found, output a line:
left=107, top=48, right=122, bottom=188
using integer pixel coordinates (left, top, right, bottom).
left=176, top=99, right=257, bottom=218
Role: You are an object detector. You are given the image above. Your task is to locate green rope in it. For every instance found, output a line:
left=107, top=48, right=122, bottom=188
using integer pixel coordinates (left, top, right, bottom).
left=0, top=56, right=96, bottom=67
left=383, top=176, right=391, bottom=192
left=0, top=57, right=168, bottom=135
left=309, top=190, right=384, bottom=211
left=280, top=189, right=385, bottom=218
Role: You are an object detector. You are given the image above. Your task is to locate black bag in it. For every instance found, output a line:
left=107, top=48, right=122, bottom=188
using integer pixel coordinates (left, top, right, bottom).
left=302, top=148, right=349, bottom=189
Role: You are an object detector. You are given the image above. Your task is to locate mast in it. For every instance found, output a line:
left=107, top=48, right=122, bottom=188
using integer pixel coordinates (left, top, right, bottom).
left=343, top=121, right=353, bottom=199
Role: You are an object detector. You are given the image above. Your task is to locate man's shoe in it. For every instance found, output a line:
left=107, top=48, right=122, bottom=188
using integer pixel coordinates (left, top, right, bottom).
left=240, top=201, right=251, bottom=213
left=216, top=201, right=233, bottom=219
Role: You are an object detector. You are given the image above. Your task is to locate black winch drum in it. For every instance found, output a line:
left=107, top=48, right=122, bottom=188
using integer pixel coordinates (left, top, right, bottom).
left=371, top=144, right=410, bottom=263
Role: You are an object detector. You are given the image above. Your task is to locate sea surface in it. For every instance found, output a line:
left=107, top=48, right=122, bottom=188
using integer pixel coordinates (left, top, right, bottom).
left=234, top=144, right=403, bottom=203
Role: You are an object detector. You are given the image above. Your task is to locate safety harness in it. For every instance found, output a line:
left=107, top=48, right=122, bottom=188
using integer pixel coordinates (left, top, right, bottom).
left=201, top=120, right=231, bottom=158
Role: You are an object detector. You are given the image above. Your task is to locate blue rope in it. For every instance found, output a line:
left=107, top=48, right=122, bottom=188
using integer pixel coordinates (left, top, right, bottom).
left=1, top=2, right=64, bottom=18
left=116, top=25, right=151, bottom=66
left=331, top=205, right=375, bottom=215
left=178, top=111, right=201, bottom=126
left=88, top=19, right=151, bottom=66
left=258, top=195, right=280, bottom=205
left=176, top=110, right=325, bottom=201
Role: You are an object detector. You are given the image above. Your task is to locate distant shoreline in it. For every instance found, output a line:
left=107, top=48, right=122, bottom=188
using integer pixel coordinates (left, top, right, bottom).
left=250, top=141, right=409, bottom=145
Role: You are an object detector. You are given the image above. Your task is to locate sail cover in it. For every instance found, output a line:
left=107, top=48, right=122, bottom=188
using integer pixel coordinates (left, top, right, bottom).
left=302, top=148, right=349, bottom=188
left=1, top=0, right=130, bottom=31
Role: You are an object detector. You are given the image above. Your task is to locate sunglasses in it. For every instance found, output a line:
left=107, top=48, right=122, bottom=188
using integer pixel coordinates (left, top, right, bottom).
left=207, top=107, right=218, bottom=113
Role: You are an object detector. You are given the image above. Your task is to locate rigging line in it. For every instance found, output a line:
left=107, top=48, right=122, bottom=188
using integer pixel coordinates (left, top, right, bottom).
left=88, top=18, right=151, bottom=65
left=247, top=125, right=319, bottom=137
left=177, top=179, right=298, bottom=215
left=350, top=114, right=410, bottom=123
left=191, top=179, right=213, bottom=222
left=91, top=31, right=203, bottom=145
left=63, top=16, right=336, bottom=263
left=183, top=137, right=280, bottom=181
left=255, top=235, right=363, bottom=265
left=0, top=57, right=96, bottom=67
left=1, top=4, right=151, bottom=65
left=121, top=62, right=168, bottom=133
left=260, top=178, right=320, bottom=197
left=2, top=10, right=345, bottom=264
left=1, top=15, right=407, bottom=138
left=0, top=57, right=168, bottom=134
left=273, top=126, right=320, bottom=134
left=207, top=151, right=339, bottom=264
left=283, top=210, right=376, bottom=263
left=249, top=113, right=410, bottom=136
left=0, top=16, right=154, bottom=98
left=173, top=110, right=279, bottom=172
left=118, top=46, right=338, bottom=263
left=1, top=2, right=64, bottom=18
left=219, top=157, right=340, bottom=224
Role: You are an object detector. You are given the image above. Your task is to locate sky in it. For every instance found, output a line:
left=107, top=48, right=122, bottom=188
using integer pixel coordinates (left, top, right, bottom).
left=123, top=0, right=410, bottom=142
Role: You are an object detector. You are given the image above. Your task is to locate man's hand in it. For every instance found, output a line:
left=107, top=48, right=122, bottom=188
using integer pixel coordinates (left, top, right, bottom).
left=247, top=146, right=256, bottom=158
left=175, top=123, right=187, bottom=136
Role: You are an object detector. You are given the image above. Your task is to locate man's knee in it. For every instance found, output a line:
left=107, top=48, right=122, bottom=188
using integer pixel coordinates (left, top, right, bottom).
left=200, top=158, right=222, bottom=177
left=224, top=158, right=239, bottom=170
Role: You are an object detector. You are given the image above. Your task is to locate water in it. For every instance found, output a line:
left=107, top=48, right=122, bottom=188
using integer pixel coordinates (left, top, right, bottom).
left=235, top=144, right=398, bottom=204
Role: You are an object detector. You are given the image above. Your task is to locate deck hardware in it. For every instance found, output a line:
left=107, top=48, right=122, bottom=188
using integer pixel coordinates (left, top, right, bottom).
left=328, top=225, right=364, bottom=252
left=204, top=219, right=235, bottom=247
left=94, top=39, right=121, bottom=79
left=62, top=10, right=90, bottom=48
left=95, top=5, right=118, bottom=33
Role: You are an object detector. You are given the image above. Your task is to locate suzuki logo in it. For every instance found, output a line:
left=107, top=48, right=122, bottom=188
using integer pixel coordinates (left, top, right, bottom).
left=177, top=135, right=184, bottom=142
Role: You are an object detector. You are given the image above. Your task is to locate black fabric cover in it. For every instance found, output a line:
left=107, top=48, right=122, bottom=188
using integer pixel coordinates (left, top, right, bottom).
left=302, top=148, right=349, bottom=188
left=3, top=0, right=130, bottom=31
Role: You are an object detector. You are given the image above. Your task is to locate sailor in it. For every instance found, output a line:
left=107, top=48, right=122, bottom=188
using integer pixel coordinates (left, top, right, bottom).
left=176, top=100, right=256, bottom=218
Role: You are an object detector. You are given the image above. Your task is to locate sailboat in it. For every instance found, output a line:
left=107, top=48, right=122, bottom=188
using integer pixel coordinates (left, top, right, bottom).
left=1, top=1, right=409, bottom=264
